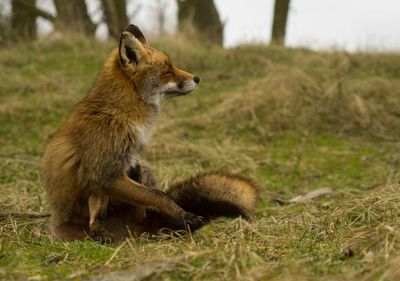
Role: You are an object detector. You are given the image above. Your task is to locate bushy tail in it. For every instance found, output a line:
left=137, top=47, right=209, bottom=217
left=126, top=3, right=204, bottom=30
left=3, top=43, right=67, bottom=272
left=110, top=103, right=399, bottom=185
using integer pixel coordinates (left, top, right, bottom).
left=166, top=172, right=259, bottom=222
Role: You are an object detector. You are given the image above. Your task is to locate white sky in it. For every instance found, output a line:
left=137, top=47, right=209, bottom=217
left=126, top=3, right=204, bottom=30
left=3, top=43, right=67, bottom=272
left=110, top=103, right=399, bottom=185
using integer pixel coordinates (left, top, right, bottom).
left=215, top=0, right=400, bottom=51
left=29, top=0, right=400, bottom=52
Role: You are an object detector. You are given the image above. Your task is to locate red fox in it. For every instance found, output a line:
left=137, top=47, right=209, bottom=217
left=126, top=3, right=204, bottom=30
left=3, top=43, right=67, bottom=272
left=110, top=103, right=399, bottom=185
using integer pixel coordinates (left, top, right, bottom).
left=42, top=25, right=259, bottom=242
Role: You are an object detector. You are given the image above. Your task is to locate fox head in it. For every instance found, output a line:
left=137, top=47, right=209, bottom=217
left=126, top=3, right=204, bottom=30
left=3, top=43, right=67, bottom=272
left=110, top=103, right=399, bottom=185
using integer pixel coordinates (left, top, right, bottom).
left=118, top=25, right=200, bottom=105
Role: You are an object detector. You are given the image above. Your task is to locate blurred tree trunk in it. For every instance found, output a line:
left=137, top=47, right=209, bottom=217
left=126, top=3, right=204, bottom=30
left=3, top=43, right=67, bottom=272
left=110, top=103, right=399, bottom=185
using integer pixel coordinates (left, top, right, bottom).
left=10, top=0, right=55, bottom=42
left=11, top=0, right=37, bottom=40
left=271, top=0, right=290, bottom=46
left=101, top=0, right=128, bottom=40
left=177, top=0, right=223, bottom=45
left=54, top=0, right=96, bottom=35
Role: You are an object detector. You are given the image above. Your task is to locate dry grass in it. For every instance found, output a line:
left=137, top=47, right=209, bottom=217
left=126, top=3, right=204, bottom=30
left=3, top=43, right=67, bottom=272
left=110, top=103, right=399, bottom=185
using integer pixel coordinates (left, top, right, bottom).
left=2, top=181, right=400, bottom=280
left=1, top=35, right=400, bottom=280
left=209, top=64, right=400, bottom=139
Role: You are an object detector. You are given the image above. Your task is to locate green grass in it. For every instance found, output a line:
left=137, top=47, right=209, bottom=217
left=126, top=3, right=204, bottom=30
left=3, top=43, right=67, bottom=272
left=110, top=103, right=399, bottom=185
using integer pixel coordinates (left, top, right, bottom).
left=1, top=35, right=400, bottom=280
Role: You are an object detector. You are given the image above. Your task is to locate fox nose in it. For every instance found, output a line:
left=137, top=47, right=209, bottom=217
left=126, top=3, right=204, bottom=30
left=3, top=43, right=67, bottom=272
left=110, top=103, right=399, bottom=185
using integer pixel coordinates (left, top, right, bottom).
left=193, top=76, right=200, bottom=84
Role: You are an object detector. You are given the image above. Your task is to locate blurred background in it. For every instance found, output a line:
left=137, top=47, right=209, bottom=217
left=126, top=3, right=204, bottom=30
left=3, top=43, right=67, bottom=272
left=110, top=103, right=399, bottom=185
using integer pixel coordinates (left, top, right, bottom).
left=1, top=0, right=400, bottom=51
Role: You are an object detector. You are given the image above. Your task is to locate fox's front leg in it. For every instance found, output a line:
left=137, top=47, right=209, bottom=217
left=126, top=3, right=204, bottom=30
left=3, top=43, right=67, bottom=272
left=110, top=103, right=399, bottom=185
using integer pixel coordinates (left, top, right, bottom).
left=106, top=176, right=202, bottom=228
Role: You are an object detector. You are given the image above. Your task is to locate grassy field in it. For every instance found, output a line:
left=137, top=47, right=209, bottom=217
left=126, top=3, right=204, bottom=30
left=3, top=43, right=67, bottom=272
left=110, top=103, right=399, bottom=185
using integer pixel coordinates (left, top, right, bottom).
left=1, top=35, right=400, bottom=280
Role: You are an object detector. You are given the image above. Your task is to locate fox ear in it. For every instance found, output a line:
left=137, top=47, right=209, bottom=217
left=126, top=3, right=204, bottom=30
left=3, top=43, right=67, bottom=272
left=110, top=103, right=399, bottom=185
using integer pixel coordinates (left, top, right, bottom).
left=119, top=25, right=148, bottom=66
left=125, top=24, right=148, bottom=45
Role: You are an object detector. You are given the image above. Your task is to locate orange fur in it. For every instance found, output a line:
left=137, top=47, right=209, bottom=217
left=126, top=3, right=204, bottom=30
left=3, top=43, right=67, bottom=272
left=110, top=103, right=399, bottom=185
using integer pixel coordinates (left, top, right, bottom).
left=42, top=25, right=201, bottom=241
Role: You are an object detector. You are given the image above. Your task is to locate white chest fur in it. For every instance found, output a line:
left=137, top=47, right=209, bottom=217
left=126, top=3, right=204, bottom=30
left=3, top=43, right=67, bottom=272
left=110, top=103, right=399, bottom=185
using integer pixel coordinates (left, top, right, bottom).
left=127, top=106, right=159, bottom=170
left=134, top=122, right=155, bottom=145
left=129, top=110, right=158, bottom=148
left=128, top=118, right=156, bottom=169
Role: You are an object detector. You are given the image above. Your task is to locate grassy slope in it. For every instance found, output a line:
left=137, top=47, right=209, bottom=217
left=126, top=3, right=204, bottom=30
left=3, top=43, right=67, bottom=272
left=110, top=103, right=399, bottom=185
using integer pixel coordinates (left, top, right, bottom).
left=1, top=36, right=400, bottom=280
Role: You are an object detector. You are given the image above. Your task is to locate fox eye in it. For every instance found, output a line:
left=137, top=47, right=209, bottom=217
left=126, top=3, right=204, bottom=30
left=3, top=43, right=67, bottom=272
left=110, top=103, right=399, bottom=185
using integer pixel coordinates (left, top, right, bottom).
left=163, top=61, right=173, bottom=75
left=163, top=69, right=172, bottom=76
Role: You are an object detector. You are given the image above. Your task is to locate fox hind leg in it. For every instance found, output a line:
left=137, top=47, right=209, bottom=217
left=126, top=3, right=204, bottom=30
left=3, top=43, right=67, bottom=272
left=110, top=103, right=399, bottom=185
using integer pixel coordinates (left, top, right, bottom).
left=50, top=221, right=88, bottom=241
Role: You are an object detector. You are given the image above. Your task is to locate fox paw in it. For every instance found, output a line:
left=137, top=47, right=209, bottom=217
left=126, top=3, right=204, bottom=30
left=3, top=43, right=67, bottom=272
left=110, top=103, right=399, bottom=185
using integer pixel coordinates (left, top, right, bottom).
left=183, top=212, right=204, bottom=230
left=90, top=224, right=114, bottom=243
